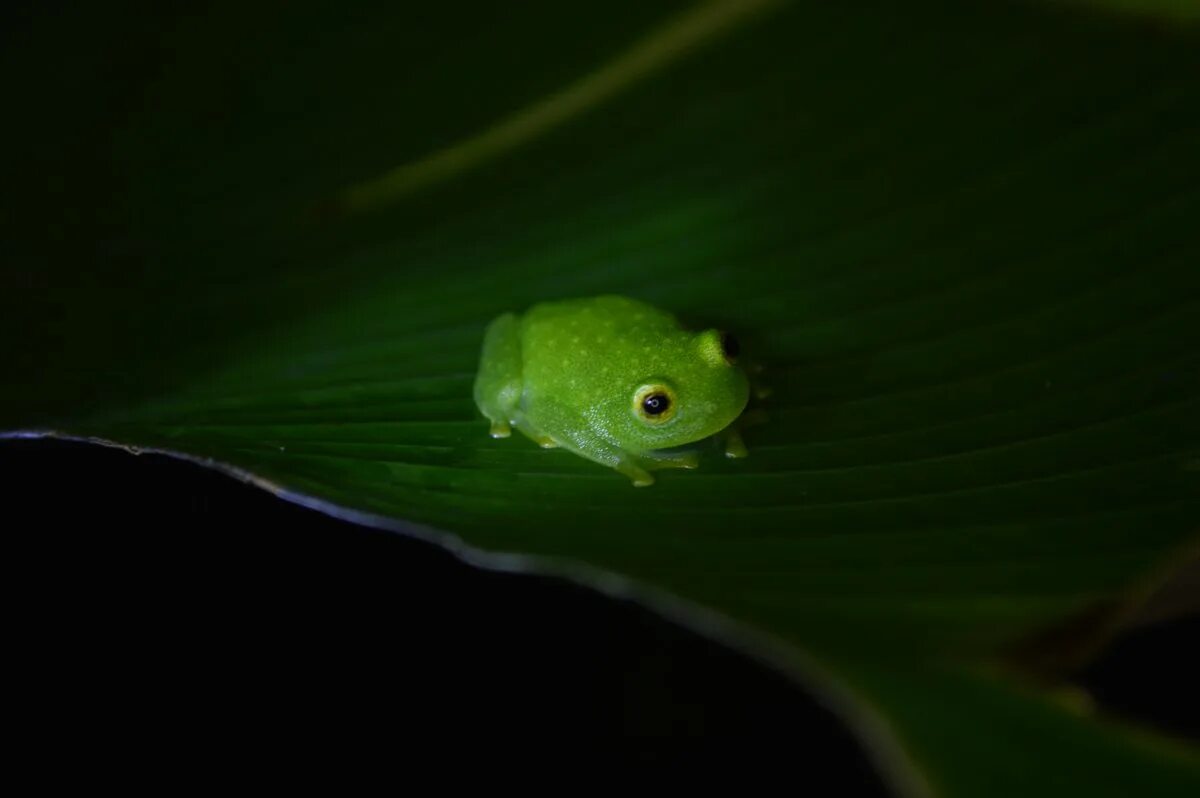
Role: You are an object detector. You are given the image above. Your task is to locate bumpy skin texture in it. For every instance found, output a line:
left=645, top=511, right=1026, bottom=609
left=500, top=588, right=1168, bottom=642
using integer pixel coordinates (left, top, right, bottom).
left=473, top=295, right=751, bottom=486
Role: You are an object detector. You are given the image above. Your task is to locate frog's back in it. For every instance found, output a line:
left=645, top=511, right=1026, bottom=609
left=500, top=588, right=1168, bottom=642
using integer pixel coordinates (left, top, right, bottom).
left=519, top=295, right=688, bottom=406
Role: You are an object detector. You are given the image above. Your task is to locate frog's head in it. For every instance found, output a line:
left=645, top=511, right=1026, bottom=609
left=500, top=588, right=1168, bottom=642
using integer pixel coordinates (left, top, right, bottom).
left=616, top=329, right=750, bottom=451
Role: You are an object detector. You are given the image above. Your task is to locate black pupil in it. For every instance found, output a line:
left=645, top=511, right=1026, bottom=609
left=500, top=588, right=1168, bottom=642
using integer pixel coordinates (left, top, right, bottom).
left=642, top=394, right=670, bottom=416
left=721, top=332, right=740, bottom=360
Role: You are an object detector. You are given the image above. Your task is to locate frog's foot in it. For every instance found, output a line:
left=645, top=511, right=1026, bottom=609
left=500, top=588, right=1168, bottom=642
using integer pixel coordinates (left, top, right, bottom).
left=488, top=420, right=512, bottom=438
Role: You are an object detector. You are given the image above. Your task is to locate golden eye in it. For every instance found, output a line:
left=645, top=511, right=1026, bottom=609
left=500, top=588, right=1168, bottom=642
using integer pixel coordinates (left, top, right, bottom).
left=633, top=384, right=677, bottom=423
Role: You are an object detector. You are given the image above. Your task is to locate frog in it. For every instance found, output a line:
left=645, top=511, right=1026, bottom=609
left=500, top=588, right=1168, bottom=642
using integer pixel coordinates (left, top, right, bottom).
left=473, top=294, right=752, bottom=486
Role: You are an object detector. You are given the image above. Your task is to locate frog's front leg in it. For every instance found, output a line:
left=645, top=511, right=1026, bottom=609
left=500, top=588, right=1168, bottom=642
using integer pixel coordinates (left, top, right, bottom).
left=639, top=447, right=701, bottom=470
left=717, top=409, right=767, bottom=459
left=721, top=427, right=748, bottom=459
left=614, top=457, right=656, bottom=488
left=473, top=313, right=523, bottom=438
left=621, top=448, right=701, bottom=485
left=526, top=398, right=656, bottom=486
left=559, top=428, right=655, bottom=486
left=567, top=432, right=656, bottom=487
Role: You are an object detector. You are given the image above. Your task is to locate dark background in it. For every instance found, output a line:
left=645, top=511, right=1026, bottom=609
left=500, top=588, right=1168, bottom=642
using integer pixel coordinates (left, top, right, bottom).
left=3, top=438, right=1195, bottom=778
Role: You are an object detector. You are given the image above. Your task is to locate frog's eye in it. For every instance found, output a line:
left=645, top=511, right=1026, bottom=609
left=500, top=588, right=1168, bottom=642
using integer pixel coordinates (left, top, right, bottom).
left=633, top=384, right=677, bottom=424
left=720, top=331, right=740, bottom=363
left=643, top=393, right=670, bottom=416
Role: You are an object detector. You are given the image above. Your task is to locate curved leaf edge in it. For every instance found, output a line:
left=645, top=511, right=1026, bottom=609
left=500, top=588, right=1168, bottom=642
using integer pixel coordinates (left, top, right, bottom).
left=1, top=428, right=931, bottom=797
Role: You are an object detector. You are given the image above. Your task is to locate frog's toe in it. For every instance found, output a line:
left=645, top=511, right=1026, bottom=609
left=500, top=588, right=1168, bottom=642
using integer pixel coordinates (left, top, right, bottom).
left=488, top=420, right=512, bottom=438
left=535, top=436, right=559, bottom=449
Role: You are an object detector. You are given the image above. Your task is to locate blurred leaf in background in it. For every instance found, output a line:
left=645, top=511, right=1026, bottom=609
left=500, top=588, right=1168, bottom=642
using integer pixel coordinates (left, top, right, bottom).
left=2, top=0, right=1197, bottom=793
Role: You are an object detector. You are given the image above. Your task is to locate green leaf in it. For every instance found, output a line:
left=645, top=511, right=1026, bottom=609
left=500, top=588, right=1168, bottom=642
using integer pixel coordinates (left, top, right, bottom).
left=3, top=0, right=1198, bottom=792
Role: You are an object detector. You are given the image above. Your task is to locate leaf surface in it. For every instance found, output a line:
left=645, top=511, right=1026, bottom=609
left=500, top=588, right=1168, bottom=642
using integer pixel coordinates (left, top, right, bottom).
left=3, top=1, right=1198, bottom=792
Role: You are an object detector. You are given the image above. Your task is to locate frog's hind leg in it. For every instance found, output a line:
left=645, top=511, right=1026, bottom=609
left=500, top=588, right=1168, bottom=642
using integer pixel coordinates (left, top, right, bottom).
left=487, top=419, right=514, bottom=438
left=473, top=313, right=523, bottom=438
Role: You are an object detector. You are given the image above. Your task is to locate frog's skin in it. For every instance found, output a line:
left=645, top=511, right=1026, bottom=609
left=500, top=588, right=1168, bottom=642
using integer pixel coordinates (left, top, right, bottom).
left=473, top=295, right=751, bottom=486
